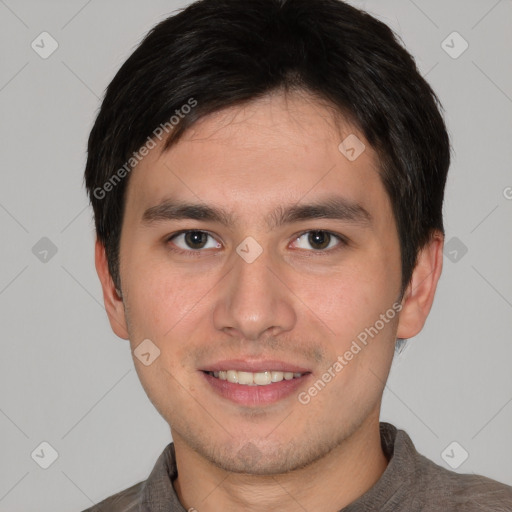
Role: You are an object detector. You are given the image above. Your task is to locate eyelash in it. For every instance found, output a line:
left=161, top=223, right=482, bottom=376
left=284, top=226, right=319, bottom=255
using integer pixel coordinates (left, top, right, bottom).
left=164, top=230, right=348, bottom=256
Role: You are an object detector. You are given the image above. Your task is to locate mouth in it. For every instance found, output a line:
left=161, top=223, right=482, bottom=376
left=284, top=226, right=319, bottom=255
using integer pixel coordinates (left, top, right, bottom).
left=200, top=362, right=312, bottom=406
left=204, top=370, right=306, bottom=386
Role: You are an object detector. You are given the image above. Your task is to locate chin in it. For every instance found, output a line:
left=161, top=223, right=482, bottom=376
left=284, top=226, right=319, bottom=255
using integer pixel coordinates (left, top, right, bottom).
left=198, top=437, right=334, bottom=476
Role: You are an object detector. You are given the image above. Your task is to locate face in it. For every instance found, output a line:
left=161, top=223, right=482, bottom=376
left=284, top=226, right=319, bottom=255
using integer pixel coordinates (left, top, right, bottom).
left=110, top=92, right=406, bottom=474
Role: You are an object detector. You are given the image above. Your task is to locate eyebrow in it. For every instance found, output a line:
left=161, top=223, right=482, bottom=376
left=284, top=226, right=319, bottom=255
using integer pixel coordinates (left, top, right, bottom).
left=141, top=195, right=373, bottom=230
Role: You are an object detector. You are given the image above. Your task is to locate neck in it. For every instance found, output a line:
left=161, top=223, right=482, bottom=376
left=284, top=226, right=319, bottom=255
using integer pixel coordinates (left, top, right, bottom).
left=172, top=412, right=388, bottom=512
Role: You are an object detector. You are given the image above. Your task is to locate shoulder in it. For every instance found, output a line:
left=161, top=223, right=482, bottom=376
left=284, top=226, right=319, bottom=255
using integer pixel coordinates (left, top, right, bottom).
left=380, top=424, right=512, bottom=511
left=80, top=480, right=145, bottom=511
left=414, top=451, right=512, bottom=511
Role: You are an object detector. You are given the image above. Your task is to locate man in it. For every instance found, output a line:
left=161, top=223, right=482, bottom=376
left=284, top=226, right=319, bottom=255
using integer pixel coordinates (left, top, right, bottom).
left=83, top=0, right=512, bottom=510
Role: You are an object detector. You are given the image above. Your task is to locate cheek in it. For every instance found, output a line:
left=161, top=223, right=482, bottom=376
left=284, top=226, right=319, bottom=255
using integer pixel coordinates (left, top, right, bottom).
left=289, top=253, right=399, bottom=382
left=123, top=254, right=188, bottom=329
left=291, top=261, right=388, bottom=334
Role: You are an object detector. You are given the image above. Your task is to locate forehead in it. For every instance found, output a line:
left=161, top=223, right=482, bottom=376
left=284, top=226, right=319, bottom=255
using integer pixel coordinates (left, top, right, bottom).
left=124, top=92, right=391, bottom=229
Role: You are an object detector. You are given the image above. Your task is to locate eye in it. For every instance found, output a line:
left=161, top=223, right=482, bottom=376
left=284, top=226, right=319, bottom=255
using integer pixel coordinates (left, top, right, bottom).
left=167, top=230, right=222, bottom=251
left=291, top=230, right=346, bottom=251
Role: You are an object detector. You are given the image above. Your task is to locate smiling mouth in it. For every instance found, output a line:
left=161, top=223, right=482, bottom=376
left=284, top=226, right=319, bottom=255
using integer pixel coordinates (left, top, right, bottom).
left=204, top=370, right=308, bottom=386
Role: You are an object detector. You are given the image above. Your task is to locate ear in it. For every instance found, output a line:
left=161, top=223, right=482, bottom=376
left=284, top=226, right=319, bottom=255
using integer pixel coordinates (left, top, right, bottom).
left=94, top=238, right=129, bottom=340
left=396, top=231, right=444, bottom=339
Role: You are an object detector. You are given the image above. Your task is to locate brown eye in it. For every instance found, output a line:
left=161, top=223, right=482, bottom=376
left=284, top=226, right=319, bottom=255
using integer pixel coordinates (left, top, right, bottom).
left=308, top=231, right=331, bottom=250
left=184, top=231, right=209, bottom=249
left=292, top=230, right=345, bottom=251
left=168, top=231, right=221, bottom=251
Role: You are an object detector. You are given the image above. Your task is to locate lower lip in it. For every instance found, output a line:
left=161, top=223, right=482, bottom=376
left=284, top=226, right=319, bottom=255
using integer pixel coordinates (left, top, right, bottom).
left=202, top=371, right=311, bottom=406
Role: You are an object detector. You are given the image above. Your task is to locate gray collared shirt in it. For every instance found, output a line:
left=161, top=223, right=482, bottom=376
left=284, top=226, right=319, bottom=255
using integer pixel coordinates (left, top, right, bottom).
left=82, top=422, right=512, bottom=511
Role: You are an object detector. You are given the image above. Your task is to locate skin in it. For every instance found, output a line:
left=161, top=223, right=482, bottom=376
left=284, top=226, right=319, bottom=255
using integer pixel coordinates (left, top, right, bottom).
left=95, top=91, right=443, bottom=512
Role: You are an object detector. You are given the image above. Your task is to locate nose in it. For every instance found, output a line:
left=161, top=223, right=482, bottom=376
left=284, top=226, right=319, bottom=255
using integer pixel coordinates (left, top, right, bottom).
left=212, top=243, right=296, bottom=341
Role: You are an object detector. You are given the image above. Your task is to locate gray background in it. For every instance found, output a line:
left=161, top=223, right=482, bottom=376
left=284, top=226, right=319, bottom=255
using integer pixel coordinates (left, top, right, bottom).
left=0, top=0, right=511, bottom=510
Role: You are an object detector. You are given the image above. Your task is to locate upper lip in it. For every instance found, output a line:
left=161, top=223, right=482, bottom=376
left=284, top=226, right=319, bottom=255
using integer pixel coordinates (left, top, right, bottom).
left=201, top=359, right=311, bottom=373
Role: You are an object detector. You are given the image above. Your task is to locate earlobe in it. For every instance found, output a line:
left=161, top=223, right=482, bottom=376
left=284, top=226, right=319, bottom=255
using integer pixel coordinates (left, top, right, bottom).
left=94, top=239, right=129, bottom=340
left=396, top=231, right=444, bottom=340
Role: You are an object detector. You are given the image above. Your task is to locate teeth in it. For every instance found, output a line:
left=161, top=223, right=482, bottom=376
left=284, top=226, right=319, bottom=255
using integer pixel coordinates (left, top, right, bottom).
left=238, top=371, right=255, bottom=385
left=271, top=371, right=284, bottom=382
left=209, top=370, right=304, bottom=386
left=226, top=370, right=238, bottom=383
left=254, top=371, right=271, bottom=385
